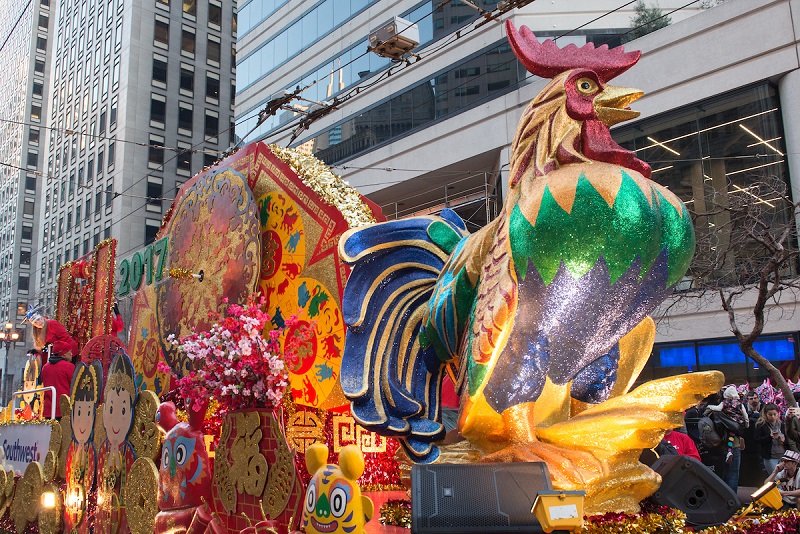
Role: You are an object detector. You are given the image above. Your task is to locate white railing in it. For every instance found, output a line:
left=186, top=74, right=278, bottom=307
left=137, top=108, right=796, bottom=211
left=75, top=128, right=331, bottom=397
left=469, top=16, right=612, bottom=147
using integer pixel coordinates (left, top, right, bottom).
left=11, top=386, right=56, bottom=420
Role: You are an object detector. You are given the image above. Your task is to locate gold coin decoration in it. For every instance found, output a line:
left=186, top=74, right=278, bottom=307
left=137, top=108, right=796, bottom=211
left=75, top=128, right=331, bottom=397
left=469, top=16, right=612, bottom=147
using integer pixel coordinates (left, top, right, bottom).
left=130, top=390, right=161, bottom=460
left=125, top=458, right=159, bottom=534
left=58, top=394, right=71, bottom=480
left=0, top=469, right=15, bottom=518
left=11, top=460, right=43, bottom=532
left=42, top=450, right=57, bottom=482
left=38, top=481, right=63, bottom=534
left=47, top=420, right=62, bottom=480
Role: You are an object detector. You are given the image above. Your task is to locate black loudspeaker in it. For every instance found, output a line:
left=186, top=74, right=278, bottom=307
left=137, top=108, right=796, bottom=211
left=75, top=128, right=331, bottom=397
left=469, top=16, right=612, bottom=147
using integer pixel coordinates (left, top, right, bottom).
left=651, top=455, right=742, bottom=527
left=411, top=462, right=553, bottom=534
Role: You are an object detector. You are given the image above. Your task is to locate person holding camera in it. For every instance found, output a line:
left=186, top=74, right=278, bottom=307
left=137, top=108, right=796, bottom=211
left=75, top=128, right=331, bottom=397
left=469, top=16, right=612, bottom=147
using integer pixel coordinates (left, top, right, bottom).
left=756, top=403, right=788, bottom=474
left=765, top=450, right=800, bottom=508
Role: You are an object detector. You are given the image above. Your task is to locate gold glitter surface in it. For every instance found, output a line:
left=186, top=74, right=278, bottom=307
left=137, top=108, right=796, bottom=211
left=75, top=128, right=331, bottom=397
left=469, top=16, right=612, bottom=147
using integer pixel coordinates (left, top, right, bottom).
left=125, top=457, right=159, bottom=534
left=213, top=415, right=236, bottom=514
left=130, top=390, right=161, bottom=461
left=11, top=460, right=43, bottom=532
left=286, top=410, right=324, bottom=454
left=229, top=411, right=268, bottom=497
left=261, top=412, right=296, bottom=519
left=58, top=396, right=71, bottom=480
left=42, top=450, right=56, bottom=482
left=38, top=481, right=63, bottom=534
left=0, top=470, right=14, bottom=518
left=269, top=145, right=377, bottom=229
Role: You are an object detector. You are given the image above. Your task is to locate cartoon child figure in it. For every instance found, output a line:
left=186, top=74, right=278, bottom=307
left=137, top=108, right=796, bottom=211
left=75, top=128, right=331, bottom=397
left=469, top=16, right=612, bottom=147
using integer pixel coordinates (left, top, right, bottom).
left=64, top=361, right=102, bottom=534
left=96, top=353, right=138, bottom=534
left=18, top=355, right=41, bottom=420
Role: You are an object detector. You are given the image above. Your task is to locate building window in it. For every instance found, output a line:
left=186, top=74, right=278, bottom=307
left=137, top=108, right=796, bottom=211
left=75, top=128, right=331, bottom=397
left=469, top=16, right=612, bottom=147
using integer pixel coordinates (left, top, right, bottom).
left=177, top=144, right=191, bottom=175
left=147, top=178, right=163, bottom=205
left=21, top=224, right=32, bottom=241
left=108, top=141, right=115, bottom=169
left=178, top=103, right=193, bottom=132
left=203, top=153, right=216, bottom=167
left=38, top=14, right=48, bottom=29
left=180, top=65, right=194, bottom=94
left=18, top=275, right=30, bottom=292
left=152, top=55, right=167, bottom=86
left=31, top=104, right=41, bottom=121
left=110, top=97, right=118, bottom=127
left=149, top=135, right=165, bottom=167
left=99, top=109, right=107, bottom=136
left=36, top=36, right=47, bottom=51
left=204, top=110, right=218, bottom=139
left=20, top=250, right=30, bottom=267
left=206, top=73, right=219, bottom=101
left=145, top=219, right=161, bottom=245
left=154, top=17, right=169, bottom=47
left=25, top=175, right=36, bottom=192
left=26, top=152, right=38, bottom=168
left=207, top=36, right=220, bottom=65
left=32, top=81, right=43, bottom=96
left=23, top=200, right=35, bottom=218
left=208, top=2, right=221, bottom=27
left=29, top=128, right=40, bottom=144
left=35, top=59, right=45, bottom=74
left=181, top=28, right=195, bottom=56
left=183, top=0, right=196, bottom=17
left=150, top=94, right=166, bottom=125
left=613, top=82, right=791, bottom=287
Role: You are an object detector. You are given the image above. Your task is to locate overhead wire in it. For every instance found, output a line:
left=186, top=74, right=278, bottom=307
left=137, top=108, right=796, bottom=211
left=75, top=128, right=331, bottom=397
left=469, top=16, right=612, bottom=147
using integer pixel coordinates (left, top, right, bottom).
left=2, top=0, right=721, bottom=301
left=0, top=117, right=220, bottom=155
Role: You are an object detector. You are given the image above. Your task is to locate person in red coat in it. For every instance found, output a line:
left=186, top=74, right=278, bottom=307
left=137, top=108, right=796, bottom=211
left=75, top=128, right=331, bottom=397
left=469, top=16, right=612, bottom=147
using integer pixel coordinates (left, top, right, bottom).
left=664, top=428, right=702, bottom=462
left=30, top=312, right=78, bottom=418
left=40, top=353, right=75, bottom=419
left=30, top=313, right=79, bottom=360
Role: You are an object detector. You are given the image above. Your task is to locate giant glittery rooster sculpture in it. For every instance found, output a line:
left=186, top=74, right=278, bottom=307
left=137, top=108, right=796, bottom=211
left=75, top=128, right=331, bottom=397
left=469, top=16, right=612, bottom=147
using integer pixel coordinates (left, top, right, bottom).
left=339, top=21, right=722, bottom=512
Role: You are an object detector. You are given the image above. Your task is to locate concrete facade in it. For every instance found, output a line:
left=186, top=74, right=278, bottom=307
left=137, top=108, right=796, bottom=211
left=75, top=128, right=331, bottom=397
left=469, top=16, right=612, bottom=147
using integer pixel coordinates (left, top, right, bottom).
left=236, top=0, right=800, bottom=355
left=0, top=0, right=54, bottom=392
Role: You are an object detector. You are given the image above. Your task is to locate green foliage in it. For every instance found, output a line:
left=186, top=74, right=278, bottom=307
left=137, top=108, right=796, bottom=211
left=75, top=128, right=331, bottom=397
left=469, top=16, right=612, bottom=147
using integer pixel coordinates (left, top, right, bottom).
left=625, top=1, right=672, bottom=42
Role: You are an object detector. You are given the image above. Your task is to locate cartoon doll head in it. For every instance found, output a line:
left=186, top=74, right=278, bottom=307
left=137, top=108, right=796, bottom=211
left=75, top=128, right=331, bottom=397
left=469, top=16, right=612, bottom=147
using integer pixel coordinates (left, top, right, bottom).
left=301, top=444, right=374, bottom=534
left=22, top=356, right=39, bottom=404
left=71, top=361, right=102, bottom=446
left=103, top=352, right=137, bottom=449
left=155, top=402, right=212, bottom=511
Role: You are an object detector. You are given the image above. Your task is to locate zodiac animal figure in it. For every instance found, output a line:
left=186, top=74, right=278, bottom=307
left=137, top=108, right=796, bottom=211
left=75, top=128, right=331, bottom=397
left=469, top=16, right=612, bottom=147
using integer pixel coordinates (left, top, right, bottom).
left=300, top=443, right=373, bottom=534
left=155, top=402, right=223, bottom=533
left=339, top=21, right=721, bottom=512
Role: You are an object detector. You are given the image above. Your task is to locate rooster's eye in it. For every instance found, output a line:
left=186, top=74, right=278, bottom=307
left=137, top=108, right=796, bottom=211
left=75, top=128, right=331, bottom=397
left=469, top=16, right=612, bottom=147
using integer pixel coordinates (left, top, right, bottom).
left=576, top=77, right=599, bottom=95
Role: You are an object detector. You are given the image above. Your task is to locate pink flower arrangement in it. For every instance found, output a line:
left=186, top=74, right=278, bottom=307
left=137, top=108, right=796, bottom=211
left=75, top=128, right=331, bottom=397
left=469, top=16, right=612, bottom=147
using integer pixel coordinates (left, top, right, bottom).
left=159, top=297, right=308, bottom=414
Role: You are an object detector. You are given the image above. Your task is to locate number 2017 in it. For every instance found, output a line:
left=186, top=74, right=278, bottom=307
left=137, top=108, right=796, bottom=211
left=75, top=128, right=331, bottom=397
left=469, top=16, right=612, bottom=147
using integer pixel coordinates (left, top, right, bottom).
left=117, top=237, right=168, bottom=296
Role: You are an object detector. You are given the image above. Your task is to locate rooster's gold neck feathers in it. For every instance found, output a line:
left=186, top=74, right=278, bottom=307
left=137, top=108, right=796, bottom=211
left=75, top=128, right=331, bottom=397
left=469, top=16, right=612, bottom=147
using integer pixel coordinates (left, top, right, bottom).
left=508, top=72, right=589, bottom=190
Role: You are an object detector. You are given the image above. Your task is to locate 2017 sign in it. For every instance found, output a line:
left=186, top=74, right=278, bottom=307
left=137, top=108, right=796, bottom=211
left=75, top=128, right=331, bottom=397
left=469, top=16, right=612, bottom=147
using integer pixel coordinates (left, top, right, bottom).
left=117, top=237, right=169, bottom=296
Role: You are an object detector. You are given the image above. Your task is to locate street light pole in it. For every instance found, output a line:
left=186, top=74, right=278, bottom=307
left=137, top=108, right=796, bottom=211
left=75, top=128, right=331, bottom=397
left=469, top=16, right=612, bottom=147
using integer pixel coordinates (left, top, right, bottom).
left=0, top=322, right=20, bottom=405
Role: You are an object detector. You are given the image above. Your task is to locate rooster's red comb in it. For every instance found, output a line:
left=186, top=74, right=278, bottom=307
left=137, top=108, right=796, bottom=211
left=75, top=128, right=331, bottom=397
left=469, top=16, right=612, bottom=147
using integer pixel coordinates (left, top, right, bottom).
left=506, top=21, right=641, bottom=84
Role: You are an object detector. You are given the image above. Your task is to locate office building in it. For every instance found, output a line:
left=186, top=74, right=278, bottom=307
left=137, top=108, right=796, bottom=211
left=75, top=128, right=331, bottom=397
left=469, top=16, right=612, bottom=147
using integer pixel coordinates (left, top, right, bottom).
left=36, top=0, right=238, bottom=323
left=0, top=0, right=54, bottom=396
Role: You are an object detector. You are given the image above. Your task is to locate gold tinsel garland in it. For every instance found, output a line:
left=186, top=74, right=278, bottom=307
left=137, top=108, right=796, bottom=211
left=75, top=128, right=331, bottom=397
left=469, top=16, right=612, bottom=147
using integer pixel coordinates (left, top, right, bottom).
left=379, top=499, right=412, bottom=529
left=268, top=144, right=378, bottom=229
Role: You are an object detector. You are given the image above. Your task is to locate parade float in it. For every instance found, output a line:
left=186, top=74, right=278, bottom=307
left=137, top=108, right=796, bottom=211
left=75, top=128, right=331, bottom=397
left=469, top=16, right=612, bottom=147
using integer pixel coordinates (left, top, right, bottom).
left=3, top=20, right=800, bottom=534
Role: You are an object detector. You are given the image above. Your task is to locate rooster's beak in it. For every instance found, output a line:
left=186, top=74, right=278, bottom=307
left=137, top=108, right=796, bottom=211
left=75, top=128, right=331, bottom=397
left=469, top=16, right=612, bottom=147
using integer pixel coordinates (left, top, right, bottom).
left=594, top=85, right=643, bottom=127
